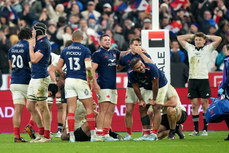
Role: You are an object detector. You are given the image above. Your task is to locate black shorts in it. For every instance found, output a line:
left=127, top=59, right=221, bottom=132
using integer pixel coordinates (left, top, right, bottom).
left=48, top=84, right=58, bottom=97
left=61, top=87, right=67, bottom=103
left=161, top=110, right=187, bottom=130
left=188, top=79, right=211, bottom=99
left=74, top=127, right=90, bottom=141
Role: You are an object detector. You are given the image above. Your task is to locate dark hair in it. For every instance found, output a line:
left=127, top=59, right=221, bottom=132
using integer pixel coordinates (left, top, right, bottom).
left=226, top=44, right=229, bottom=50
left=18, top=27, right=32, bottom=40
left=129, top=57, right=140, bottom=68
left=99, top=34, right=110, bottom=41
left=194, top=32, right=207, bottom=40
left=129, top=37, right=141, bottom=45
left=65, top=40, right=73, bottom=47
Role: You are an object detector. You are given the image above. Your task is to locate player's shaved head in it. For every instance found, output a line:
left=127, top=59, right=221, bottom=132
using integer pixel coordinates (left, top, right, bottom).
left=72, top=30, right=83, bottom=41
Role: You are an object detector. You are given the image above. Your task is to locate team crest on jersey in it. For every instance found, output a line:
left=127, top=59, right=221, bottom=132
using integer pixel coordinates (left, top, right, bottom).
left=84, top=89, right=89, bottom=96
left=37, top=49, right=41, bottom=53
left=113, top=54, right=116, bottom=57
left=105, top=56, right=108, bottom=58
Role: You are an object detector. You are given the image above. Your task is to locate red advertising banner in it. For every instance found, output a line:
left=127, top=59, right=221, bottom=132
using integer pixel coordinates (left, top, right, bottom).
left=0, top=88, right=227, bottom=133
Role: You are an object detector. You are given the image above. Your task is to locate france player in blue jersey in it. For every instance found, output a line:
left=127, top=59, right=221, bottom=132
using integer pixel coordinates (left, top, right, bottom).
left=26, top=22, right=51, bottom=143
left=57, top=30, right=96, bottom=142
left=116, top=38, right=153, bottom=141
left=92, top=34, right=129, bottom=141
left=128, top=57, right=169, bottom=141
left=8, top=28, right=32, bottom=143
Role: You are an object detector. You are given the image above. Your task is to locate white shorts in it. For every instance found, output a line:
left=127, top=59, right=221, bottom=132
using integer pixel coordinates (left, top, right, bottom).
left=27, top=77, right=49, bottom=101
left=156, top=83, right=168, bottom=105
left=65, top=78, right=92, bottom=99
left=140, top=83, right=168, bottom=105
left=10, top=84, right=28, bottom=105
left=97, top=89, right=117, bottom=104
left=125, top=87, right=139, bottom=104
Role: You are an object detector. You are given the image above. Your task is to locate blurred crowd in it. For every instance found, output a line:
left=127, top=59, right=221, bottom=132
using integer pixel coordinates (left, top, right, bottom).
left=0, top=0, right=229, bottom=77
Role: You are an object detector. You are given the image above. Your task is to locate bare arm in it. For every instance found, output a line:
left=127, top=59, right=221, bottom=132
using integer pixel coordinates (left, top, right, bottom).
left=132, top=83, right=143, bottom=101
left=206, top=35, right=222, bottom=49
left=8, top=60, right=12, bottom=71
left=92, top=62, right=100, bottom=94
left=119, top=50, right=130, bottom=60
left=85, top=58, right=93, bottom=82
left=132, top=83, right=146, bottom=107
left=162, top=96, right=177, bottom=107
left=177, top=34, right=194, bottom=49
left=48, top=64, right=57, bottom=83
left=116, top=64, right=126, bottom=72
left=134, top=47, right=154, bottom=64
left=57, top=58, right=65, bottom=79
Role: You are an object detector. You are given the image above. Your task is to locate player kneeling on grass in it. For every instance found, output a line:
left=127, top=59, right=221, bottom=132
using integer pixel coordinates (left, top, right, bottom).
left=157, top=84, right=187, bottom=140
left=61, top=101, right=124, bottom=142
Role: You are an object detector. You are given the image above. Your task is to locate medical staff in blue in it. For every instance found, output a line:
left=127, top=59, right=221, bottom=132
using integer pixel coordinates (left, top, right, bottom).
left=117, top=37, right=153, bottom=141
left=8, top=28, right=32, bottom=143
left=128, top=58, right=168, bottom=141
left=57, top=30, right=96, bottom=142
left=26, top=22, right=51, bottom=143
left=92, top=34, right=127, bottom=141
left=217, top=44, right=229, bottom=141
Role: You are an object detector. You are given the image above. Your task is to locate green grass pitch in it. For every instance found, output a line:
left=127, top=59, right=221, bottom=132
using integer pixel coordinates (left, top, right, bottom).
left=0, top=131, right=228, bottom=153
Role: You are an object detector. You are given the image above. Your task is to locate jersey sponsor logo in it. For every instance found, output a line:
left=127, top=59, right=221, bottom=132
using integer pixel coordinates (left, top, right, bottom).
left=108, top=59, right=116, bottom=66
left=109, top=59, right=115, bottom=62
left=66, top=51, right=82, bottom=56
left=106, top=95, right=110, bottom=98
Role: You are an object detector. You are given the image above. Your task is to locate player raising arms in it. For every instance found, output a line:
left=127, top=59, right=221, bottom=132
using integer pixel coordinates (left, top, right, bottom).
left=57, top=30, right=96, bottom=142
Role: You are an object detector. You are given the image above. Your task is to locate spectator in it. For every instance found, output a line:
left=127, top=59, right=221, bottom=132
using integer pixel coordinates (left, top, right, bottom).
left=170, top=52, right=189, bottom=88
left=27, top=0, right=42, bottom=17
left=216, top=44, right=227, bottom=71
left=19, top=2, right=38, bottom=27
left=46, top=1, right=67, bottom=23
left=68, top=14, right=80, bottom=30
left=81, top=1, right=101, bottom=20
left=11, top=0, right=22, bottom=14
left=38, top=8, right=50, bottom=26
left=170, top=40, right=186, bottom=63
left=189, top=23, right=199, bottom=34
left=0, top=30, right=11, bottom=74
left=113, top=24, right=128, bottom=51
left=142, top=18, right=152, bottom=30
left=78, top=19, right=96, bottom=52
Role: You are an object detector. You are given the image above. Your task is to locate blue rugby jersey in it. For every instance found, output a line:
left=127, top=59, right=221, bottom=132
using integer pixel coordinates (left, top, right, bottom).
left=92, top=48, right=120, bottom=89
left=60, top=42, right=91, bottom=80
left=8, top=40, right=31, bottom=84
left=31, top=36, right=51, bottom=79
left=128, top=63, right=168, bottom=90
left=119, top=52, right=151, bottom=87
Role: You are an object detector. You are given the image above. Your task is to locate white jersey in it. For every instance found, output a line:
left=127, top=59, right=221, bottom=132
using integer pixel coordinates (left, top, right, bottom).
left=48, top=53, right=60, bottom=84
left=185, top=42, right=214, bottom=79
left=48, top=52, right=67, bottom=84
left=162, top=84, right=186, bottom=114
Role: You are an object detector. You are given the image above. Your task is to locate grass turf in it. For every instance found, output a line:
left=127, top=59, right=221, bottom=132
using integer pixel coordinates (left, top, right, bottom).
left=0, top=131, right=228, bottom=153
